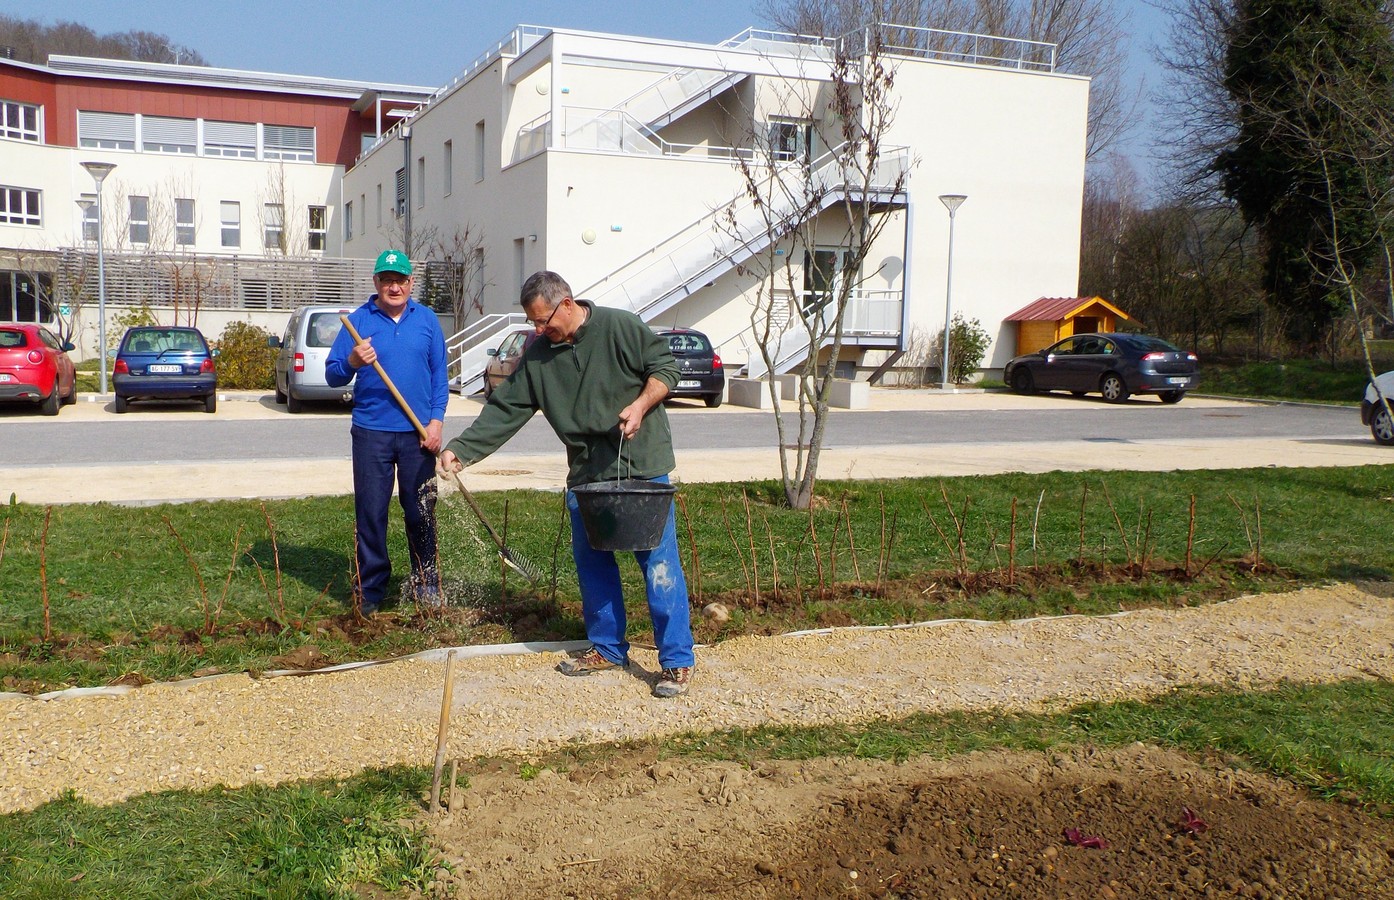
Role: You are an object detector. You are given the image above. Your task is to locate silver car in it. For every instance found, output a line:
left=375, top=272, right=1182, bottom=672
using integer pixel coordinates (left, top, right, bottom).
left=1362, top=371, right=1394, bottom=445
left=269, top=305, right=355, bottom=413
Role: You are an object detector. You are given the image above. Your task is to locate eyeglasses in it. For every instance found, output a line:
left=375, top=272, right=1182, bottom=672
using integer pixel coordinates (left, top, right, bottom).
left=526, top=299, right=565, bottom=330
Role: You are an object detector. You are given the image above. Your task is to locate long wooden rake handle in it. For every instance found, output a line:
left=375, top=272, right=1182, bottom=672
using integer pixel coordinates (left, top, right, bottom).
left=338, top=315, right=542, bottom=585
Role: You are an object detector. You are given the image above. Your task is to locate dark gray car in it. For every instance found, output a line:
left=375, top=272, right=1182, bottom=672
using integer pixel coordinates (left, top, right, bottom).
left=1004, top=332, right=1199, bottom=404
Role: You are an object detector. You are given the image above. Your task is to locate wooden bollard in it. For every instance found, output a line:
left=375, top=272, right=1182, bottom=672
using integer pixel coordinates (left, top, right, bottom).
left=429, top=650, right=459, bottom=809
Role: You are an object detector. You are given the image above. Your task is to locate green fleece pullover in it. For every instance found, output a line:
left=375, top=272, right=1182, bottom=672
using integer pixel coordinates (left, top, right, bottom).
left=445, top=301, right=680, bottom=487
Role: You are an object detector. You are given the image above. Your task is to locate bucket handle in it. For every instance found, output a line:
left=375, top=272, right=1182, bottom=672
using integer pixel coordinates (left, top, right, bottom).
left=616, top=431, right=630, bottom=484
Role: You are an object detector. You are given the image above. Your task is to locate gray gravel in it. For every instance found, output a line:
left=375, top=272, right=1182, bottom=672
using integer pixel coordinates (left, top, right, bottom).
left=3, top=583, right=1392, bottom=814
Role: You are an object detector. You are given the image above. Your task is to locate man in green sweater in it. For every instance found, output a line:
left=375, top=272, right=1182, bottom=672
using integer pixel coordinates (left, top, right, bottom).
left=438, top=271, right=696, bottom=698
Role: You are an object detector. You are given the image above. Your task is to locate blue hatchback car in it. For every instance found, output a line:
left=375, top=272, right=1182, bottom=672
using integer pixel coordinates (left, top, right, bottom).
left=112, top=326, right=219, bottom=413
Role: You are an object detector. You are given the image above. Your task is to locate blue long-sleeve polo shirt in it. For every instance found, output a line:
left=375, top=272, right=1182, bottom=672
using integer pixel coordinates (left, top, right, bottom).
left=326, top=297, right=449, bottom=433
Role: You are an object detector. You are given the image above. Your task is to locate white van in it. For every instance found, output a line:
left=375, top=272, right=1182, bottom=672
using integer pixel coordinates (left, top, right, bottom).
left=269, top=305, right=355, bottom=413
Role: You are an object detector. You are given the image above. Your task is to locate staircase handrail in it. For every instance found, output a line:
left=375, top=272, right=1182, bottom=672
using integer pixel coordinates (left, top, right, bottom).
left=579, top=143, right=910, bottom=316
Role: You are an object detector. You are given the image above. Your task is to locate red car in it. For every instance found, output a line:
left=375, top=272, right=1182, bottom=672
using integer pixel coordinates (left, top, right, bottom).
left=0, top=323, right=77, bottom=416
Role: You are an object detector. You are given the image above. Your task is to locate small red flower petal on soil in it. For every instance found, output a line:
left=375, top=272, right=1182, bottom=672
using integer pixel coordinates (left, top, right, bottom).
left=1180, top=806, right=1209, bottom=834
left=1063, top=827, right=1110, bottom=849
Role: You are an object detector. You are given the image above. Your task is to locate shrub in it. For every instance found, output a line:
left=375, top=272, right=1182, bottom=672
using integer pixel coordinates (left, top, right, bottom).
left=930, top=314, right=992, bottom=385
left=215, top=320, right=276, bottom=390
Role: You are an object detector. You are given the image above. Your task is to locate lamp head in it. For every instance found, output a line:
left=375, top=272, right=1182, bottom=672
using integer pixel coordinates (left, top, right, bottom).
left=938, top=194, right=967, bottom=214
left=81, top=161, right=117, bottom=187
left=75, top=198, right=95, bottom=213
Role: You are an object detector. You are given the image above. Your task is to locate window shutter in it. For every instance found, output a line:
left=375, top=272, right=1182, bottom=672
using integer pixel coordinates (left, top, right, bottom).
left=77, top=111, right=135, bottom=144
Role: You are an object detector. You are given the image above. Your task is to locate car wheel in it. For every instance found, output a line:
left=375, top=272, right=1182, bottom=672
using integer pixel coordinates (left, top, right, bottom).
left=114, top=394, right=128, bottom=414
left=704, top=392, right=723, bottom=408
left=287, top=391, right=304, bottom=414
left=1160, top=390, right=1186, bottom=404
left=40, top=385, right=60, bottom=416
left=275, top=381, right=287, bottom=404
left=1100, top=373, right=1130, bottom=403
left=63, top=380, right=77, bottom=405
left=1010, top=367, right=1035, bottom=394
left=1372, top=405, right=1394, bottom=445
left=204, top=393, right=217, bottom=414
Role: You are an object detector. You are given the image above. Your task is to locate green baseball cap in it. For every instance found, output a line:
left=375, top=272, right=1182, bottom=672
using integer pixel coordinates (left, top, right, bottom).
left=374, top=249, right=413, bottom=276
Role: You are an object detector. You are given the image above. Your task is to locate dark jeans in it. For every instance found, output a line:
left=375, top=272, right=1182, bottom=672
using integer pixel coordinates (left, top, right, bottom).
left=350, top=425, right=438, bottom=606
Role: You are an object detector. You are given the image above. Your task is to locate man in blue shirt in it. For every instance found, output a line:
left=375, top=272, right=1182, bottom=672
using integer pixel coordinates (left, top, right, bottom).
left=326, top=249, right=449, bottom=614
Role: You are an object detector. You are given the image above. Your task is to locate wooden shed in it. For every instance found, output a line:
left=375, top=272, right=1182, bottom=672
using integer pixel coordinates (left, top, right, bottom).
left=1004, top=296, right=1133, bottom=356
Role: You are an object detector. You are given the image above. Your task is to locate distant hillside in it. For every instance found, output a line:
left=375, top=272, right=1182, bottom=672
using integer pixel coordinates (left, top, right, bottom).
left=0, top=14, right=208, bottom=66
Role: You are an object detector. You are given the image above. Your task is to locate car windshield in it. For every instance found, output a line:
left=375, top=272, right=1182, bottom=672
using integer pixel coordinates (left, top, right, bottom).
left=665, top=333, right=710, bottom=353
left=1126, top=335, right=1181, bottom=353
left=124, top=330, right=205, bottom=353
left=0, top=330, right=26, bottom=348
left=306, top=313, right=344, bottom=348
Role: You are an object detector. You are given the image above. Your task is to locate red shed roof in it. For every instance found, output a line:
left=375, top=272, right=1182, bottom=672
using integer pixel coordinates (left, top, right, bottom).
left=1004, top=296, right=1130, bottom=322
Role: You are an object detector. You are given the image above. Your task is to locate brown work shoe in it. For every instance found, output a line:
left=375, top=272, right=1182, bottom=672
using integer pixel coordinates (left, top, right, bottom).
left=653, top=666, right=694, bottom=698
left=557, top=647, right=628, bottom=676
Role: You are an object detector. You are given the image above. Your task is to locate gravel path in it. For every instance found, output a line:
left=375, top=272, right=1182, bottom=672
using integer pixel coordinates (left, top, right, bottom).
left=3, top=583, right=1392, bottom=814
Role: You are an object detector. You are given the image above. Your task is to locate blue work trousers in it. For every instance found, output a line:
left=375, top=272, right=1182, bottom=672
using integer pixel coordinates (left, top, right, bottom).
left=566, top=475, right=695, bottom=670
left=351, top=425, right=438, bottom=605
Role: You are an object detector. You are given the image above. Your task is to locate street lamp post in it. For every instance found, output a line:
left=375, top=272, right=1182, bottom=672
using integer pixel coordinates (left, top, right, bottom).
left=81, top=161, right=116, bottom=395
left=937, top=194, right=967, bottom=391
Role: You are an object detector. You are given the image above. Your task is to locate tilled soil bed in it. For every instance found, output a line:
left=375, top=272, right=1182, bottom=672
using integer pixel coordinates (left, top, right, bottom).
left=421, top=745, right=1394, bottom=899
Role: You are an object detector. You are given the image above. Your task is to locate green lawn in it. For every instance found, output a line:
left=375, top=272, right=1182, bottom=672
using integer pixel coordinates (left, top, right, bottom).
left=1201, top=356, right=1392, bottom=403
left=2, top=466, right=1392, bottom=691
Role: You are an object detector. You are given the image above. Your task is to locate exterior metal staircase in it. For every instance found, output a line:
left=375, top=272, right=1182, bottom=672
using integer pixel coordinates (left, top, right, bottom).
left=578, top=143, right=911, bottom=328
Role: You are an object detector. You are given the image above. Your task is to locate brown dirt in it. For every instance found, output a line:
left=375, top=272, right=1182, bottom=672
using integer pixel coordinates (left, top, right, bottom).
left=418, top=745, right=1394, bottom=899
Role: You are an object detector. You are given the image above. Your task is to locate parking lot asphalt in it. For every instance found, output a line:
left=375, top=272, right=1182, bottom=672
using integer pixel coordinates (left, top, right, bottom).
left=2, top=389, right=1388, bottom=505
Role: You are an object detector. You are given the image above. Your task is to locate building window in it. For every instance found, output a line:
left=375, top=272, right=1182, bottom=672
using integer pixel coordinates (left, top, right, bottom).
left=443, top=140, right=453, bottom=195
left=474, top=120, right=485, bottom=182
left=0, top=186, right=41, bottom=226
left=0, top=271, right=55, bottom=323
left=221, top=201, right=240, bottom=248
left=175, top=198, right=195, bottom=245
left=129, top=195, right=150, bottom=244
left=416, top=156, right=426, bottom=208
left=142, top=115, right=197, bottom=154
left=308, top=205, right=326, bottom=251
left=345, top=200, right=354, bottom=240
left=1, top=100, right=41, bottom=142
left=264, top=203, right=285, bottom=252
left=77, top=110, right=136, bottom=150
left=204, top=120, right=257, bottom=158
left=394, top=168, right=406, bottom=218
left=79, top=193, right=98, bottom=240
left=376, top=183, right=383, bottom=227
left=262, top=124, right=315, bottom=162
left=768, top=118, right=813, bottom=163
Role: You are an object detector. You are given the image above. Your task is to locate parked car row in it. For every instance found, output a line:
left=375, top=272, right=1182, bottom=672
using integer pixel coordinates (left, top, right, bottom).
left=5, top=312, right=1394, bottom=450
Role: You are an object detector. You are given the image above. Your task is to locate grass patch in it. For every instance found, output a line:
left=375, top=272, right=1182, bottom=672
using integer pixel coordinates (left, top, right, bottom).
left=0, top=767, right=433, bottom=899
left=1201, top=357, right=1393, bottom=403
left=3, top=680, right=1385, bottom=897
left=2, top=466, right=1392, bottom=691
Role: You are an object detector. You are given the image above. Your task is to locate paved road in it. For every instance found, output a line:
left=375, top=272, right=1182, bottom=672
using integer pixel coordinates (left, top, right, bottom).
left=0, top=389, right=1385, bottom=505
left=0, top=392, right=1368, bottom=465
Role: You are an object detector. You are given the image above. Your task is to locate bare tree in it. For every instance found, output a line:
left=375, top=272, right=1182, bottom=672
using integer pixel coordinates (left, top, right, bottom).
left=761, top=0, right=1136, bottom=159
left=717, top=29, right=913, bottom=510
left=0, top=14, right=208, bottom=65
left=416, top=223, right=491, bottom=331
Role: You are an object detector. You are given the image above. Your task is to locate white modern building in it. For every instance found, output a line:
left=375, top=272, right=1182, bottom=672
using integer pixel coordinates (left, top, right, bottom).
left=342, top=23, right=1089, bottom=387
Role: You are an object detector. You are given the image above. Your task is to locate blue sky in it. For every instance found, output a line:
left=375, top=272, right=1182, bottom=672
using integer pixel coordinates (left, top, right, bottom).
left=4, top=0, right=1172, bottom=185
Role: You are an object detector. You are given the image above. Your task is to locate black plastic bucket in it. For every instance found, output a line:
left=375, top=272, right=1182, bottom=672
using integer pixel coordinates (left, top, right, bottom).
left=571, top=479, right=678, bottom=551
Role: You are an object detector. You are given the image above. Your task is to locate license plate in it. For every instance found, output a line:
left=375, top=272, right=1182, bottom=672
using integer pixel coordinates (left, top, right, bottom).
left=677, top=380, right=701, bottom=389
left=148, top=364, right=182, bottom=374
left=1167, top=376, right=1190, bottom=385
left=0, top=374, right=11, bottom=382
